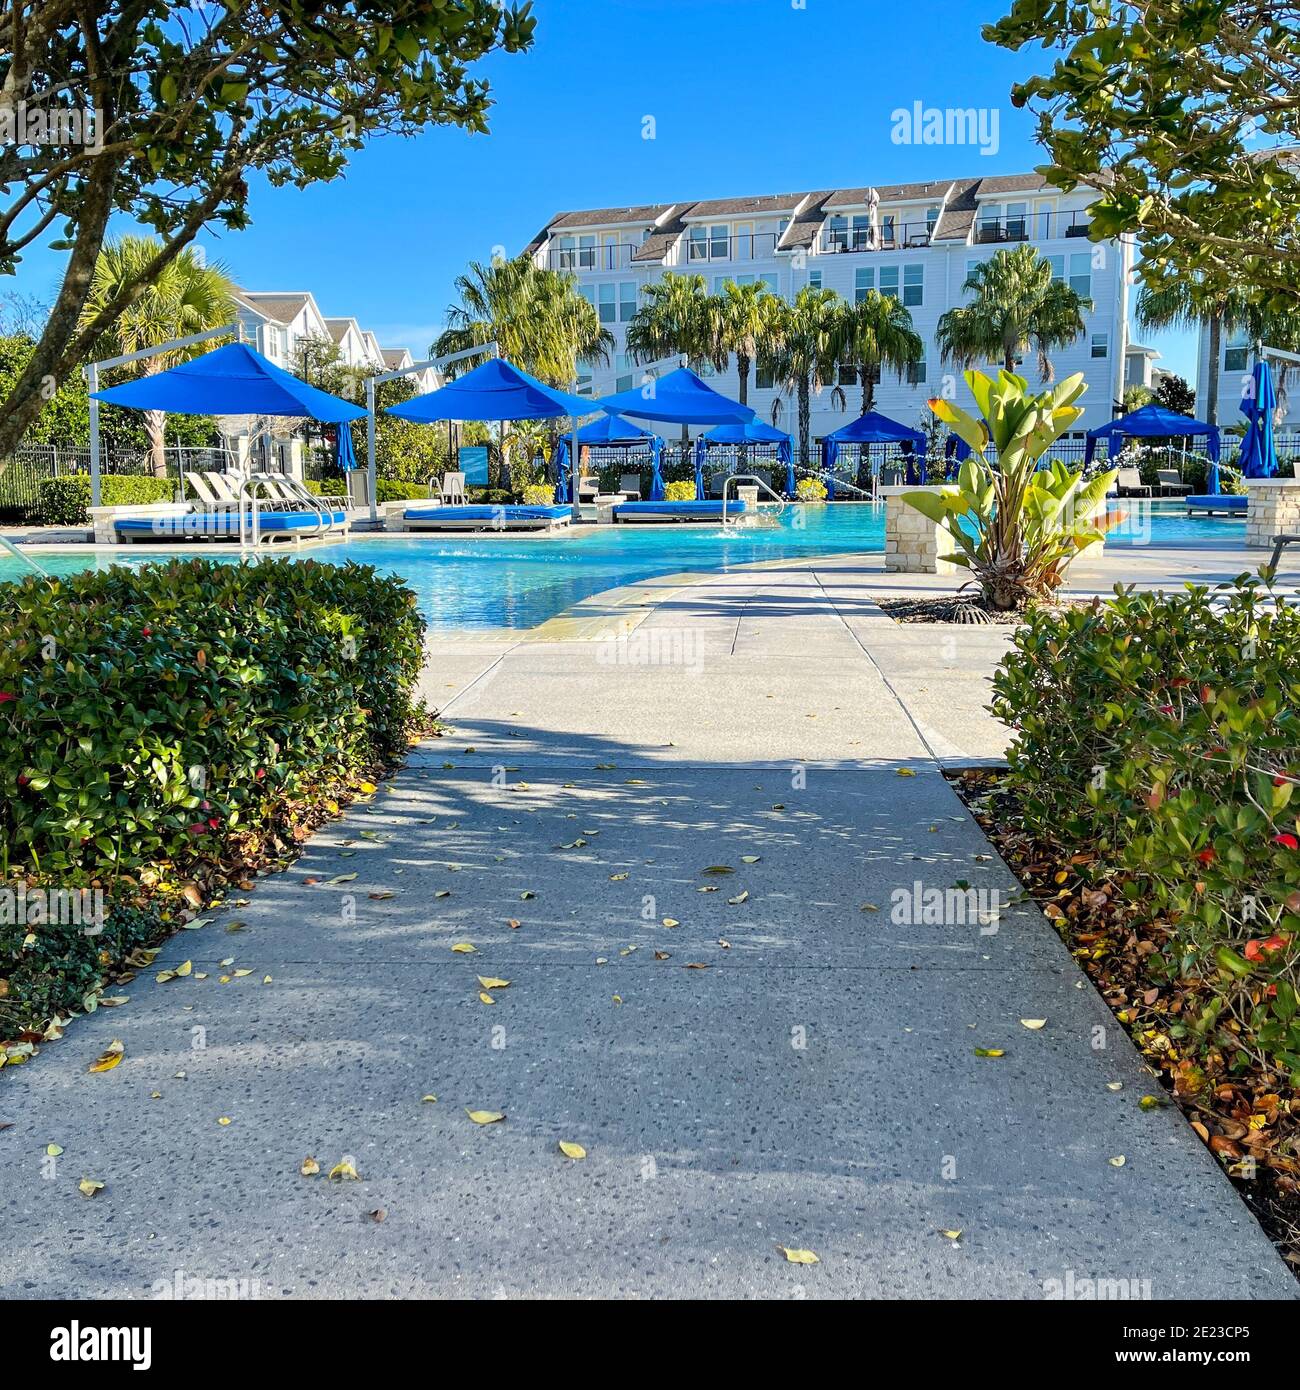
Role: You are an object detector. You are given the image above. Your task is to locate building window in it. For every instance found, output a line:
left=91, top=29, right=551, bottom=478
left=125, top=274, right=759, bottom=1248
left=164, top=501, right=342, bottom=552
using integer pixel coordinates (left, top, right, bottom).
left=1224, top=329, right=1250, bottom=373
left=756, top=364, right=775, bottom=389
left=598, top=283, right=616, bottom=324
left=879, top=265, right=899, bottom=301
left=838, top=361, right=857, bottom=387
left=619, top=282, right=637, bottom=322
left=902, top=263, right=924, bottom=307
left=879, top=213, right=896, bottom=245
left=809, top=270, right=823, bottom=290
left=1068, top=252, right=1091, bottom=299
left=1091, top=333, right=1108, bottom=359
left=826, top=214, right=848, bottom=251
left=926, top=205, right=940, bottom=231
left=907, top=359, right=927, bottom=385
left=1005, top=202, right=1028, bottom=238
left=1047, top=254, right=1065, bottom=283
left=854, top=267, right=873, bottom=304
left=979, top=203, right=1001, bottom=235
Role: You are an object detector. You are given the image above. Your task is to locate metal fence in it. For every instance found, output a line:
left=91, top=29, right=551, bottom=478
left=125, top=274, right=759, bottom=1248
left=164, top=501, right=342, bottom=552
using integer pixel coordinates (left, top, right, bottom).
left=0, top=444, right=234, bottom=521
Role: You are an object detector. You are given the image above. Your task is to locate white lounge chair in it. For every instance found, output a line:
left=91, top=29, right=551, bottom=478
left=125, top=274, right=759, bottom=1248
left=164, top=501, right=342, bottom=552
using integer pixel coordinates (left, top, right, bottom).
left=439, top=471, right=466, bottom=505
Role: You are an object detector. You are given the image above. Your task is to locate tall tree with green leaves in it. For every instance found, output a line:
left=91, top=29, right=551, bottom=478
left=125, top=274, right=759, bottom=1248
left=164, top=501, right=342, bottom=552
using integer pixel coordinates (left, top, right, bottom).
left=985, top=1, right=1300, bottom=311
left=0, top=1, right=536, bottom=464
left=761, top=287, right=843, bottom=466
left=433, top=255, right=612, bottom=386
left=836, top=290, right=923, bottom=415
left=709, top=279, right=779, bottom=406
left=625, top=272, right=717, bottom=443
left=79, top=237, right=236, bottom=476
left=936, top=245, right=1092, bottom=381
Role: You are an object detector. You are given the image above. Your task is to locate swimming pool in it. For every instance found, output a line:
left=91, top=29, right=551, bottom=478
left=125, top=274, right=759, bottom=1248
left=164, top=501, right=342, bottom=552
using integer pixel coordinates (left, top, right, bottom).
left=0, top=500, right=1246, bottom=631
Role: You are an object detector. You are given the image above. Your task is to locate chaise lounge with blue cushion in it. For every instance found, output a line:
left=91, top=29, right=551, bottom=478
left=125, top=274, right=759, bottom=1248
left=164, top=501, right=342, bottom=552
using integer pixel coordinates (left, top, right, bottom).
left=613, top=499, right=747, bottom=523
left=113, top=508, right=349, bottom=542
left=1186, top=494, right=1247, bottom=515
left=396, top=504, right=573, bottom=532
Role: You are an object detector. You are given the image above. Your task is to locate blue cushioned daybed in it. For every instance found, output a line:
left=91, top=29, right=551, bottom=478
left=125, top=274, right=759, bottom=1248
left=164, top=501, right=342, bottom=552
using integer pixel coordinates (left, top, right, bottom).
left=1186, top=495, right=1247, bottom=515
left=114, top=509, right=348, bottom=542
left=613, top=499, right=747, bottom=523
left=400, top=505, right=572, bottom=532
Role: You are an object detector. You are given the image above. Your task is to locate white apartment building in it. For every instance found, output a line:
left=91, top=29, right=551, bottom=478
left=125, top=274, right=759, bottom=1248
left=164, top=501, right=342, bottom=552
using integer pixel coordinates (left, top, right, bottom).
left=524, top=173, right=1131, bottom=441
left=1195, top=321, right=1299, bottom=429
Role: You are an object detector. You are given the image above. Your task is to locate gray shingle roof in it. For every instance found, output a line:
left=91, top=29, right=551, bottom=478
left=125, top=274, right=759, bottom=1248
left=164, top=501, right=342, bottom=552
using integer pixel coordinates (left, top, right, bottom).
left=237, top=292, right=312, bottom=324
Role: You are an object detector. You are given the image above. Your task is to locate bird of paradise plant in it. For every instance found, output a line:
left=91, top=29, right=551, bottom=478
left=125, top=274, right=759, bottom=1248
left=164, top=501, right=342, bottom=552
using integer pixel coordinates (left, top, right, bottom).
left=904, top=368, right=1119, bottom=611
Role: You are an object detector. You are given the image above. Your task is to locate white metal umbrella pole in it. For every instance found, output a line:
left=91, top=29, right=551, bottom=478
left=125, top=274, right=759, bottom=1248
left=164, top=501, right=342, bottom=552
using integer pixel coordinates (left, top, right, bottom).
left=363, top=340, right=498, bottom=525
left=85, top=321, right=238, bottom=508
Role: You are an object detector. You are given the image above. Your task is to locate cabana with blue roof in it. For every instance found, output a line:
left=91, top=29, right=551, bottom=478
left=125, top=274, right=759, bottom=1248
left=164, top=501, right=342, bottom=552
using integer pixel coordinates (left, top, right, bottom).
left=90, top=341, right=360, bottom=545
left=551, top=413, right=663, bottom=504
left=694, top=419, right=795, bottom=498
left=593, top=368, right=758, bottom=522
left=386, top=357, right=595, bottom=529
left=1083, top=402, right=1236, bottom=513
left=822, top=412, right=927, bottom=496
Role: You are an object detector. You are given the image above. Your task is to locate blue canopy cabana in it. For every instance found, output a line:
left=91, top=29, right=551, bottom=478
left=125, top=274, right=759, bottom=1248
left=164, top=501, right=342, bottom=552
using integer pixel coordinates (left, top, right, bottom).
left=92, top=341, right=367, bottom=423
left=1237, top=360, right=1279, bottom=489
left=822, top=411, right=927, bottom=495
left=552, top=413, right=665, bottom=504
left=698, top=419, right=795, bottom=496
left=1084, top=403, right=1221, bottom=478
left=386, top=357, right=596, bottom=517
left=944, top=434, right=973, bottom=465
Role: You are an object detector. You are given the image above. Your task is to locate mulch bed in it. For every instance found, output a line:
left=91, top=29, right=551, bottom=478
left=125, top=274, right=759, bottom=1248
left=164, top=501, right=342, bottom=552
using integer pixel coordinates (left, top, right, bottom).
left=951, top=766, right=1300, bottom=1277
left=877, top=595, right=1091, bottom=625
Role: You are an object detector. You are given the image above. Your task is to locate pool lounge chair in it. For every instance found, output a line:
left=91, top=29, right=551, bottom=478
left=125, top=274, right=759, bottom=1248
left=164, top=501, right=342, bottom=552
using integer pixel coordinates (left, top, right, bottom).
left=109, top=470, right=348, bottom=544
left=613, top=499, right=748, bottom=523
left=396, top=504, right=573, bottom=533
left=1115, top=467, right=1152, bottom=498
left=1156, top=468, right=1192, bottom=496
left=1186, top=494, right=1248, bottom=515
left=578, top=475, right=601, bottom=504
left=1270, top=534, right=1300, bottom=570
left=439, top=471, right=466, bottom=505
left=619, top=472, right=643, bottom=501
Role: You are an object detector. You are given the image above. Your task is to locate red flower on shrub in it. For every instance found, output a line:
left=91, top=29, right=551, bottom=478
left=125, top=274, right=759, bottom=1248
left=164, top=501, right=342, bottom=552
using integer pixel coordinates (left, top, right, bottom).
left=187, top=822, right=207, bottom=836
left=142, top=627, right=152, bottom=637
left=0, top=691, right=15, bottom=703
left=1157, top=703, right=1174, bottom=715
left=1196, top=847, right=1216, bottom=865
left=255, top=767, right=265, bottom=780
left=207, top=817, right=221, bottom=830
left=1274, top=833, right=1299, bottom=851
left=16, top=773, right=29, bottom=786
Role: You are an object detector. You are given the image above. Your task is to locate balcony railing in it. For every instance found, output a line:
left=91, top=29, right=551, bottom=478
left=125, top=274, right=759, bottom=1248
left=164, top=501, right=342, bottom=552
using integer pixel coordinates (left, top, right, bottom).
left=547, top=243, right=638, bottom=272
left=974, top=210, right=1092, bottom=244
left=821, top=222, right=935, bottom=254
left=685, top=231, right=779, bottom=263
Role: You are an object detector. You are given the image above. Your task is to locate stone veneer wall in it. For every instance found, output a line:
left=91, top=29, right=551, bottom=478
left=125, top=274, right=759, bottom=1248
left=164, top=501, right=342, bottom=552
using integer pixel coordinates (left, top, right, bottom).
left=1245, top=478, right=1300, bottom=551
left=881, top=486, right=961, bottom=574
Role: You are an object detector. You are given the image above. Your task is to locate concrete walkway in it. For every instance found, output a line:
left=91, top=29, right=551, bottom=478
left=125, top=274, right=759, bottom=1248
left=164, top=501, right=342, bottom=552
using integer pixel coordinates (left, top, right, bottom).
left=1, top=551, right=1292, bottom=1299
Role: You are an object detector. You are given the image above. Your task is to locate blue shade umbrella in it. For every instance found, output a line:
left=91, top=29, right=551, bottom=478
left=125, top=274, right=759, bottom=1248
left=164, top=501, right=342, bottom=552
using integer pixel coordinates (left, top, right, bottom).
left=1084, top=401, right=1220, bottom=470
left=699, top=418, right=795, bottom=496
left=649, top=436, right=665, bottom=502
left=335, top=424, right=357, bottom=472
left=692, top=436, right=707, bottom=500
left=386, top=356, right=594, bottom=422
left=574, top=413, right=657, bottom=445
left=1238, top=360, right=1279, bottom=482
left=822, top=410, right=928, bottom=494
left=91, top=341, right=367, bottom=422
left=594, top=366, right=754, bottom=426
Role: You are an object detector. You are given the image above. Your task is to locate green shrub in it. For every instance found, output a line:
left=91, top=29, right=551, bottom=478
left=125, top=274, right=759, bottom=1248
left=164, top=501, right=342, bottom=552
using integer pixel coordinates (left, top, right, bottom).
left=990, top=579, right=1300, bottom=1082
left=795, top=477, right=827, bottom=501
left=305, top=478, right=347, bottom=498
left=522, top=483, right=553, bottom=505
left=34, top=473, right=177, bottom=526
left=377, top=480, right=431, bottom=502
left=466, top=486, right=515, bottom=505
left=0, top=557, right=428, bottom=1033
left=664, top=480, right=696, bottom=502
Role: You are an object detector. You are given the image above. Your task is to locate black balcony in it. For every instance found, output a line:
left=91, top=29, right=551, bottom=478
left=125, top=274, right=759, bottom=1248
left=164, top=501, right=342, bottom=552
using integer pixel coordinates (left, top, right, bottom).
left=822, top=221, right=935, bottom=253
left=547, top=243, right=637, bottom=272
left=975, top=210, right=1092, bottom=244
left=685, top=231, right=779, bottom=263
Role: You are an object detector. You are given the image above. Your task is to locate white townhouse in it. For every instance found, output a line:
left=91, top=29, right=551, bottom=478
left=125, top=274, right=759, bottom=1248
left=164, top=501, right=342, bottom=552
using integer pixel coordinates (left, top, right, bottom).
left=523, top=172, right=1132, bottom=440
left=1195, top=322, right=1300, bottom=430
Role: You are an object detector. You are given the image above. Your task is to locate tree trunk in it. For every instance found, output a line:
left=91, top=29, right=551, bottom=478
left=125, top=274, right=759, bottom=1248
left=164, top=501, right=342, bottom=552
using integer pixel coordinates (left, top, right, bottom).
left=737, top=353, right=750, bottom=406
left=798, top=378, right=811, bottom=466
left=860, top=365, right=876, bottom=416
left=144, top=410, right=168, bottom=478
left=1206, top=314, right=1222, bottom=425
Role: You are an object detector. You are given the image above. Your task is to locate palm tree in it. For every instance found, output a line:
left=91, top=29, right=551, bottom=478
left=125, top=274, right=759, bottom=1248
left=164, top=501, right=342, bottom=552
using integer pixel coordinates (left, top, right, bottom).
left=935, top=244, right=1092, bottom=382
left=836, top=290, right=924, bottom=415
left=80, top=237, right=236, bottom=477
left=761, top=286, right=843, bottom=467
left=1136, top=280, right=1300, bottom=426
left=625, top=272, right=715, bottom=442
left=709, top=279, right=779, bottom=406
left=434, top=254, right=613, bottom=386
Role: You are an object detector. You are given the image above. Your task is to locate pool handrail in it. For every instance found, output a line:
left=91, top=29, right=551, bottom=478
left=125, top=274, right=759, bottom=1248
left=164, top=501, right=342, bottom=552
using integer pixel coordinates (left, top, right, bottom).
left=721, top=473, right=786, bottom=526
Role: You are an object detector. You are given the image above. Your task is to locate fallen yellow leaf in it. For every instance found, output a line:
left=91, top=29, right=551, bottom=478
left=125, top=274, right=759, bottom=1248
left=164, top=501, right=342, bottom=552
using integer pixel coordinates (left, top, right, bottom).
left=1019, top=1018, right=1047, bottom=1030
left=88, top=1041, right=124, bottom=1073
left=328, top=1159, right=359, bottom=1180
left=451, top=942, right=477, bottom=954
left=466, top=1109, right=505, bottom=1125
left=558, top=1141, right=587, bottom=1160
left=777, top=1246, right=819, bottom=1265
left=78, top=1178, right=104, bottom=1198
left=477, top=976, right=510, bottom=990
left=300, top=1157, right=320, bottom=1177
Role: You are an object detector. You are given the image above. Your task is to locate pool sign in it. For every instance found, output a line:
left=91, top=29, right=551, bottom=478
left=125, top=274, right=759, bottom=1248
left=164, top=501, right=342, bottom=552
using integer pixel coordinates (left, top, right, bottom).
left=458, top=446, right=489, bottom=485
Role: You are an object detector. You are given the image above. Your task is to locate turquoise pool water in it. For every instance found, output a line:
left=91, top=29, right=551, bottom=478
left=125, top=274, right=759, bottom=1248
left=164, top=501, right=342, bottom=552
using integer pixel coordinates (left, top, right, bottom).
left=0, top=501, right=1246, bottom=631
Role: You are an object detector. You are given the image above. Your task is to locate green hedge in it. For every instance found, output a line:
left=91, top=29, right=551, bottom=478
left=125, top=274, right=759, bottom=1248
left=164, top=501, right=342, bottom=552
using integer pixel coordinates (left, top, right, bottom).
left=306, top=479, right=433, bottom=503
left=34, top=473, right=177, bottom=526
left=991, top=580, right=1300, bottom=1082
left=0, top=557, right=427, bottom=1035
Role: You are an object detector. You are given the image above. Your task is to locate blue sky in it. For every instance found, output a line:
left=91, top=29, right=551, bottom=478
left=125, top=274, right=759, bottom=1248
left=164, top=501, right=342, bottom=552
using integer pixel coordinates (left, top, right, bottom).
left=10, top=0, right=1194, bottom=378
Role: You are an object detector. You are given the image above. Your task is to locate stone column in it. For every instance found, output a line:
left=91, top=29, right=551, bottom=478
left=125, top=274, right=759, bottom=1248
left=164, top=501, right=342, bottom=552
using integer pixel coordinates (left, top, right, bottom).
left=880, top=484, right=961, bottom=574
left=1245, top=477, right=1300, bottom=550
